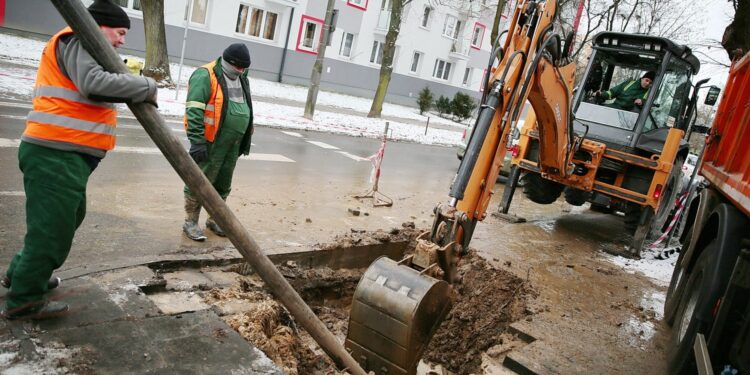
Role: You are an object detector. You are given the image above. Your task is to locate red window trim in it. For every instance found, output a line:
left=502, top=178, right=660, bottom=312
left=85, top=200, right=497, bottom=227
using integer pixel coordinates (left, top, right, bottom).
left=471, top=21, right=486, bottom=50
left=347, top=0, right=368, bottom=11
left=296, top=15, right=325, bottom=55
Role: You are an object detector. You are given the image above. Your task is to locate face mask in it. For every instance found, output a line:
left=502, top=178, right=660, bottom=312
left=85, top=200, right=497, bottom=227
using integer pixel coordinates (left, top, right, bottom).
left=221, top=59, right=242, bottom=80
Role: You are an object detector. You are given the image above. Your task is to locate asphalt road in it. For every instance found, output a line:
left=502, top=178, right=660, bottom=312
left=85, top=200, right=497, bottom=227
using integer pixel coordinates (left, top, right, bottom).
left=0, top=99, right=460, bottom=276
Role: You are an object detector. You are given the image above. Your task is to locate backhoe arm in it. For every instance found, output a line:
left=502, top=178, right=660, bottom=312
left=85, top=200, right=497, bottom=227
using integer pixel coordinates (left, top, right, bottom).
left=420, top=0, right=577, bottom=282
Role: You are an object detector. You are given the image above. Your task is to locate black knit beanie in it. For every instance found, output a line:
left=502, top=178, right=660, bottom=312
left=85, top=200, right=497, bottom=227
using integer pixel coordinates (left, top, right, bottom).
left=88, top=0, right=131, bottom=29
left=642, top=71, right=656, bottom=81
left=223, top=43, right=251, bottom=69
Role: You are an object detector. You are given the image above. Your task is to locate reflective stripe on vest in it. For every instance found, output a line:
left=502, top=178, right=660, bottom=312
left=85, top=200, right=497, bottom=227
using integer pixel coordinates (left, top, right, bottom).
left=23, top=27, right=118, bottom=154
left=182, top=61, right=224, bottom=142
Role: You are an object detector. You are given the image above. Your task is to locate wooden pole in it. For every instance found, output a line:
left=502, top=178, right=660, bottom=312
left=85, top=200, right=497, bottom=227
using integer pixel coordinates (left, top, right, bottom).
left=49, top=2, right=366, bottom=374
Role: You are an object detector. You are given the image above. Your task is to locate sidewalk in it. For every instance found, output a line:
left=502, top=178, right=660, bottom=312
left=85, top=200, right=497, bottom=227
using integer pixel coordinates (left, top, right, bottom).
left=0, top=254, right=284, bottom=374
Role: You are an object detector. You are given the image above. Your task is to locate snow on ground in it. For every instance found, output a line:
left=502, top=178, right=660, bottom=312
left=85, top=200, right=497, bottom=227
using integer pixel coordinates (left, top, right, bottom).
left=603, top=244, right=679, bottom=287
left=0, top=31, right=465, bottom=146
left=0, top=31, right=681, bottom=281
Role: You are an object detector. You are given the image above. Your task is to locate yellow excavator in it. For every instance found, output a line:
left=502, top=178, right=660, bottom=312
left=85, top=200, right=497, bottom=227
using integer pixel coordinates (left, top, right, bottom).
left=345, top=0, right=704, bottom=373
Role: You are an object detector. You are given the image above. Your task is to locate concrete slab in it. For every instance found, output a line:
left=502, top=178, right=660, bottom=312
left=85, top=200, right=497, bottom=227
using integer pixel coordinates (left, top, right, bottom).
left=38, top=310, right=282, bottom=374
left=202, top=270, right=240, bottom=288
left=147, top=291, right=210, bottom=315
left=163, top=270, right=213, bottom=291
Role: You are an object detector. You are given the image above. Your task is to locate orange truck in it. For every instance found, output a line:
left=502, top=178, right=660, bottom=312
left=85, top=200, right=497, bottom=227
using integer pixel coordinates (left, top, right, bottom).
left=664, top=52, right=750, bottom=374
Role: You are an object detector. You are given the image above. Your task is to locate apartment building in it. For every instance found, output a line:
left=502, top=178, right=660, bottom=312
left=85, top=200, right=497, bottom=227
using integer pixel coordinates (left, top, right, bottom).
left=1, top=0, right=502, bottom=106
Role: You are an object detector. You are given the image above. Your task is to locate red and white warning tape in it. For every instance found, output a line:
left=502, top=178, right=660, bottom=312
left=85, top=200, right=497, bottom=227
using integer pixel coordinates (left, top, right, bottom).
left=367, top=140, right=386, bottom=183
left=648, top=191, right=689, bottom=249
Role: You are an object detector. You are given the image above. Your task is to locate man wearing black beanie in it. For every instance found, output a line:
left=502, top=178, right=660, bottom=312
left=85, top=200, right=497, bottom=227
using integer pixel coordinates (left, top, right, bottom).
left=594, top=70, right=656, bottom=111
left=1, top=0, right=158, bottom=320
left=182, top=44, right=254, bottom=241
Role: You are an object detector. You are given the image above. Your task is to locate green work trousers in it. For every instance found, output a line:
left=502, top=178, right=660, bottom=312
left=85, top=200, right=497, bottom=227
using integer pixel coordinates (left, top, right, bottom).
left=185, top=101, right=249, bottom=199
left=184, top=128, right=244, bottom=199
left=5, top=142, right=91, bottom=310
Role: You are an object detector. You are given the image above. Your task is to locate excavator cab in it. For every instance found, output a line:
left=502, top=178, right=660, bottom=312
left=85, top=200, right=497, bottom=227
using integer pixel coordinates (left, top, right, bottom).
left=511, top=31, right=703, bottom=254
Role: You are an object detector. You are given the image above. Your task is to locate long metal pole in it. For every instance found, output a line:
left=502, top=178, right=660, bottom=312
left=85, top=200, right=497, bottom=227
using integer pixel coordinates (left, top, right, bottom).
left=278, top=7, right=295, bottom=83
left=49, top=2, right=366, bottom=374
left=174, top=0, right=194, bottom=100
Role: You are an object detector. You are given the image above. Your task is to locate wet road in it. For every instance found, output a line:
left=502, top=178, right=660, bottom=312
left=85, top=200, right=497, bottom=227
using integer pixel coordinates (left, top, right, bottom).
left=0, top=99, right=671, bottom=373
left=0, top=99, right=458, bottom=275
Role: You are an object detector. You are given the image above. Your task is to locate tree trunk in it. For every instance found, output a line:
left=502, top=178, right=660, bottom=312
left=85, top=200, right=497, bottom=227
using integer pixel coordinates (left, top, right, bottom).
left=141, top=0, right=174, bottom=87
left=722, top=0, right=750, bottom=60
left=304, top=0, right=336, bottom=119
left=368, top=0, right=404, bottom=118
left=490, top=0, right=508, bottom=49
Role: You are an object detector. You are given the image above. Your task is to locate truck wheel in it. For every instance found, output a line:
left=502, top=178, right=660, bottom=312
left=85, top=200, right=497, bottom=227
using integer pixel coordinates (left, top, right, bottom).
left=667, top=249, right=710, bottom=374
left=663, top=228, right=703, bottom=327
left=522, top=172, right=564, bottom=204
left=564, top=187, right=589, bottom=206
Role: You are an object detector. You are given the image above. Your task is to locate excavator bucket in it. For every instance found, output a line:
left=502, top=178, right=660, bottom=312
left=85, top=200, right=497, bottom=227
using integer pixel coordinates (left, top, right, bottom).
left=345, top=257, right=452, bottom=375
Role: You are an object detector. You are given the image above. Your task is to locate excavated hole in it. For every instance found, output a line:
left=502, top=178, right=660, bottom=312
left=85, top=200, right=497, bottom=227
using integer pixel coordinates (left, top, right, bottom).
left=143, top=224, right=536, bottom=375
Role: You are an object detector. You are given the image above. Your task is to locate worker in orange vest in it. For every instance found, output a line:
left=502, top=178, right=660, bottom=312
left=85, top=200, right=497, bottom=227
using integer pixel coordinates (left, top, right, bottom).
left=1, top=0, right=157, bottom=320
left=182, top=44, right=254, bottom=241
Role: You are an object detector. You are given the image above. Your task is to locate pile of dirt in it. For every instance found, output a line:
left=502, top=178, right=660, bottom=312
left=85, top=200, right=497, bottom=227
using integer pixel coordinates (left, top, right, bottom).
left=315, top=221, right=421, bottom=250
left=423, top=249, right=537, bottom=374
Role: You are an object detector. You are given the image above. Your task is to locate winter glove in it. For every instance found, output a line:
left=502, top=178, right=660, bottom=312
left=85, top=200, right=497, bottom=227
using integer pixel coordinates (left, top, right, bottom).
left=143, top=77, right=158, bottom=108
left=189, top=142, right=208, bottom=164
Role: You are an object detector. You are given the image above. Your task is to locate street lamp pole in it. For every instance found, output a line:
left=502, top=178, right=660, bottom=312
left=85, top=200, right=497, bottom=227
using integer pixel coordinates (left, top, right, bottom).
left=174, top=0, right=194, bottom=100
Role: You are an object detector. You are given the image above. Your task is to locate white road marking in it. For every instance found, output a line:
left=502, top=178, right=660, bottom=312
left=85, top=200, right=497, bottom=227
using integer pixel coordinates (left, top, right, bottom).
left=306, top=140, right=339, bottom=150
left=281, top=131, right=303, bottom=138
left=0, top=138, right=295, bottom=162
left=0, top=114, right=27, bottom=121
left=336, top=151, right=368, bottom=161
left=0, top=191, right=24, bottom=197
left=0, top=101, right=182, bottom=124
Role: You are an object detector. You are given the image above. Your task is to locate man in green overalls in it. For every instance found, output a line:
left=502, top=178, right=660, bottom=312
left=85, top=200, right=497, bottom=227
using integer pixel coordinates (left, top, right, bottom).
left=182, top=44, right=254, bottom=241
left=595, top=70, right=655, bottom=111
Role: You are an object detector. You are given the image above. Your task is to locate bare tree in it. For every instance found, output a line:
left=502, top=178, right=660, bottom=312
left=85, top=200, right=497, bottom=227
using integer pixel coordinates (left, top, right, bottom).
left=489, top=0, right=508, bottom=46
left=141, top=0, right=174, bottom=87
left=304, top=0, right=336, bottom=119
left=368, top=0, right=409, bottom=118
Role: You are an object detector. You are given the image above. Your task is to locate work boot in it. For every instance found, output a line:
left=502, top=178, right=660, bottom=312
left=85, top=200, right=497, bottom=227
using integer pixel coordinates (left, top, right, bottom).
left=183, top=195, right=206, bottom=241
left=1, top=276, right=61, bottom=290
left=3, top=300, right=69, bottom=320
left=206, top=218, right=226, bottom=237
left=183, top=221, right=207, bottom=241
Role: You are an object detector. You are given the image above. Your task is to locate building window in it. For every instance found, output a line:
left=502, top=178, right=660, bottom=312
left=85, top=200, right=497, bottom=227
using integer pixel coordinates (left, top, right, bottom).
left=236, top=5, right=278, bottom=41
left=340, top=32, right=355, bottom=57
left=442, top=15, right=461, bottom=39
left=421, top=6, right=431, bottom=28
left=471, top=22, right=486, bottom=49
left=370, top=41, right=385, bottom=64
left=410, top=51, right=422, bottom=73
left=462, top=68, right=472, bottom=85
left=296, top=15, right=323, bottom=54
left=433, top=59, right=452, bottom=80
left=113, top=0, right=141, bottom=10
left=347, top=0, right=368, bottom=10
left=184, top=0, right=209, bottom=25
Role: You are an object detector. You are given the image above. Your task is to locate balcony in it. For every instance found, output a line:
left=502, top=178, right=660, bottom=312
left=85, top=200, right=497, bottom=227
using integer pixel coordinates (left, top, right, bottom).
left=449, top=38, right=470, bottom=59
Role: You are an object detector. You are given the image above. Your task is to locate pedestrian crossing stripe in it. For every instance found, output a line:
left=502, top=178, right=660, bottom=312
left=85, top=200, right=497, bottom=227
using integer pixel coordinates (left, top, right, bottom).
left=306, top=140, right=339, bottom=150
left=336, top=151, right=367, bottom=161
left=0, top=138, right=295, bottom=162
left=281, top=131, right=303, bottom=138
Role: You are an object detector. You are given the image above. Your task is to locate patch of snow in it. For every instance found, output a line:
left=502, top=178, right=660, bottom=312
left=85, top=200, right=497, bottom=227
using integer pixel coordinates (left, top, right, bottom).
left=602, top=245, right=678, bottom=287
left=0, top=338, right=79, bottom=375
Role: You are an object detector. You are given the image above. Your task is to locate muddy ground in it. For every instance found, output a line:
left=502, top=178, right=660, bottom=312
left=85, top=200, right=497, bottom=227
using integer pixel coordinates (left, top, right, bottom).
left=160, top=225, right=537, bottom=375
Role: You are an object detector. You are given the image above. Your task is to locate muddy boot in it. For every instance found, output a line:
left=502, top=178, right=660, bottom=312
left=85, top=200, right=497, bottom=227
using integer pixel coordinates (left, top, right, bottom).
left=205, top=218, right=226, bottom=237
left=183, top=195, right=207, bottom=241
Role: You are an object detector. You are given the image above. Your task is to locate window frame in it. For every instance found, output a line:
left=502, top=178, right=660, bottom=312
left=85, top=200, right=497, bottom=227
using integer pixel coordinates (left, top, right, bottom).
left=235, top=4, right=279, bottom=42
left=184, top=0, right=209, bottom=26
left=420, top=6, right=432, bottom=29
left=339, top=32, right=356, bottom=58
left=347, top=0, right=368, bottom=11
left=442, top=15, right=461, bottom=39
left=432, top=59, right=452, bottom=80
left=113, top=0, right=141, bottom=11
left=370, top=40, right=385, bottom=65
left=462, top=67, right=472, bottom=86
left=410, top=51, right=423, bottom=74
left=296, top=15, right=324, bottom=55
left=471, top=22, right=486, bottom=50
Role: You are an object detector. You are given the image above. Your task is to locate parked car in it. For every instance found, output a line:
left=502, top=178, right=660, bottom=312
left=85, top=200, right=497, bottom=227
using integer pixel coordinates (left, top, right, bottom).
left=457, top=120, right=524, bottom=177
left=680, top=153, right=703, bottom=189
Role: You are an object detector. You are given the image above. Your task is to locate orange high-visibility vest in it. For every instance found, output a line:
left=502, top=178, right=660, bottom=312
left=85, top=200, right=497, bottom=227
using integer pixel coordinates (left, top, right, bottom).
left=183, top=61, right=224, bottom=142
left=23, top=27, right=118, bottom=156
